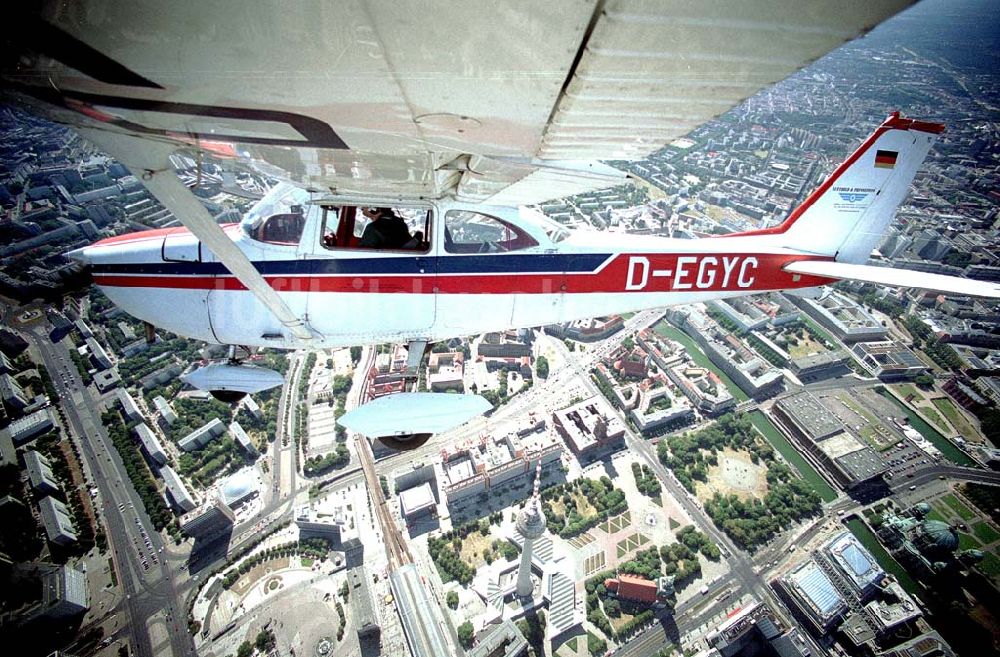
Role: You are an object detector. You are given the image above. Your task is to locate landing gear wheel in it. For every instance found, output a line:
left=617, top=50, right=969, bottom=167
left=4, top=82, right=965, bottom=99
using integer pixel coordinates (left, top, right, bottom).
left=377, top=433, right=432, bottom=451
left=210, top=390, right=248, bottom=404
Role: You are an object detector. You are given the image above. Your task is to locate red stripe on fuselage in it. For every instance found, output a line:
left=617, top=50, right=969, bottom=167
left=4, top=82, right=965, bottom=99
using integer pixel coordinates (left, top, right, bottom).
left=93, top=253, right=833, bottom=294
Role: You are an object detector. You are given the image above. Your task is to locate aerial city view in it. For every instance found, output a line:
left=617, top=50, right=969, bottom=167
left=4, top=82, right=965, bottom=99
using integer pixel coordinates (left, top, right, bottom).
left=0, top=1, right=998, bottom=657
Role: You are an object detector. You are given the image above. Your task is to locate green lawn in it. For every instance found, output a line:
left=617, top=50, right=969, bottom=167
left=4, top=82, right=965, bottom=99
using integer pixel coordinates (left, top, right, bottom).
left=563, top=637, right=578, bottom=652
left=977, top=552, right=1000, bottom=578
left=916, top=406, right=950, bottom=434
left=972, top=521, right=1000, bottom=545
left=895, top=383, right=921, bottom=399
left=942, top=494, right=977, bottom=521
left=932, top=397, right=977, bottom=438
left=959, top=533, right=981, bottom=550
left=925, top=507, right=948, bottom=523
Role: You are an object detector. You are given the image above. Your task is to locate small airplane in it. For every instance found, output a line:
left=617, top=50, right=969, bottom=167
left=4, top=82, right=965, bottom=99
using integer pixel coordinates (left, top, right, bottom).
left=5, top=1, right=996, bottom=449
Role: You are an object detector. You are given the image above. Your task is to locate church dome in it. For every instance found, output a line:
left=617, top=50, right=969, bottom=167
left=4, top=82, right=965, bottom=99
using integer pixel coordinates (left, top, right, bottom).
left=918, top=519, right=959, bottom=554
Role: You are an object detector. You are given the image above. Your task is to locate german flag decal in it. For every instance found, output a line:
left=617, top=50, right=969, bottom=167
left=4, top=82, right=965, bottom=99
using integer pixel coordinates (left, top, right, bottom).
left=874, top=149, right=898, bottom=169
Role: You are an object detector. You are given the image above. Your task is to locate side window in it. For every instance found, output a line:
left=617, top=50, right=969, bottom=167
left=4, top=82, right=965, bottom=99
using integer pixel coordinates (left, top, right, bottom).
left=321, top=206, right=430, bottom=251
left=248, top=208, right=306, bottom=245
left=444, top=211, right=538, bottom=254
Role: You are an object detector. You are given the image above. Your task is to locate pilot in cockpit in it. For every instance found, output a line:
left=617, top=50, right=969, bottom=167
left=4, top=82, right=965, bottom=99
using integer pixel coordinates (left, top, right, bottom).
left=360, top=207, right=411, bottom=249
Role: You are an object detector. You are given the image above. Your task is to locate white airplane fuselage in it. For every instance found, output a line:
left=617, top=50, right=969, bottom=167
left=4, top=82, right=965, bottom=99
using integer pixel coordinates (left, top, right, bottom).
left=76, top=198, right=833, bottom=349
left=72, top=114, right=957, bottom=349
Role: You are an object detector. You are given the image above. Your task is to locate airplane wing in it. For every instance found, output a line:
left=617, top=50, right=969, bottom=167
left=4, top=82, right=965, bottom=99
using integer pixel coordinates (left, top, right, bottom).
left=784, top=260, right=1000, bottom=299
left=5, top=0, right=913, bottom=206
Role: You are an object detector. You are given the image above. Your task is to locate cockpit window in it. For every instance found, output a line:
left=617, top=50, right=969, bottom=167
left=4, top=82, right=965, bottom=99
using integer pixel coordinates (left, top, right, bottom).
left=444, top=210, right=538, bottom=253
left=242, top=183, right=311, bottom=246
left=321, top=206, right=431, bottom=252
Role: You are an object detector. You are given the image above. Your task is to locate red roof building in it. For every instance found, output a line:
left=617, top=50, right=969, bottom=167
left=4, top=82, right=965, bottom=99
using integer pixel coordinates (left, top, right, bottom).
left=604, top=574, right=659, bottom=605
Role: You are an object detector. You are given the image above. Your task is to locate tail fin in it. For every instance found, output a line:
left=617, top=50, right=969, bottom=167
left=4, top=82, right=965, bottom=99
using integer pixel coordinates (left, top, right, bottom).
left=734, top=113, right=944, bottom=263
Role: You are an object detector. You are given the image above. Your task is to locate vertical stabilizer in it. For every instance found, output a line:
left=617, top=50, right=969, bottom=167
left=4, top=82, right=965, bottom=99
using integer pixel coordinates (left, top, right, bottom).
left=735, top=113, right=944, bottom=263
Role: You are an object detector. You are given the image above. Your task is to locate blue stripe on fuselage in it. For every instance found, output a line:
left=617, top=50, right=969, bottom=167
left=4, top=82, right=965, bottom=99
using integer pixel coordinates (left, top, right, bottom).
left=92, top=253, right=612, bottom=277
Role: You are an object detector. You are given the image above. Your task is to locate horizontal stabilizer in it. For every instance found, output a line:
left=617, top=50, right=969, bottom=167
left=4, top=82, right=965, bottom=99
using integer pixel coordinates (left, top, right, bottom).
left=338, top=393, right=492, bottom=438
left=783, top=261, right=1000, bottom=299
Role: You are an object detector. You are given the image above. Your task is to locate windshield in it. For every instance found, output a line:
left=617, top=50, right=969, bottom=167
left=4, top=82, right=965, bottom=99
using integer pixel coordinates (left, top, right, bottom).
left=519, top=207, right=569, bottom=243
left=241, top=182, right=312, bottom=236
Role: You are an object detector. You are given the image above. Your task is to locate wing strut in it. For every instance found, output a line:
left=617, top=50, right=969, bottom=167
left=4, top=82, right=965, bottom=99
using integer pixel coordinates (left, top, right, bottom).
left=77, top=129, right=315, bottom=342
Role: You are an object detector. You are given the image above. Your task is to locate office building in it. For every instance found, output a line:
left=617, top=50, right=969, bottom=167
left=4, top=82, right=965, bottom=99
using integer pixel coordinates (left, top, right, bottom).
left=179, top=497, right=235, bottom=539
left=466, top=619, right=527, bottom=657
left=229, top=420, right=258, bottom=457
left=135, top=423, right=167, bottom=465
left=24, top=450, right=62, bottom=495
left=348, top=566, right=380, bottom=640
left=790, top=349, right=851, bottom=383
left=440, top=429, right=561, bottom=505
left=399, top=482, right=436, bottom=521
left=0, top=373, right=27, bottom=412
left=178, top=418, right=226, bottom=451
left=850, top=341, right=927, bottom=381
left=39, top=565, right=89, bottom=618
left=160, top=465, right=196, bottom=512
left=552, top=396, right=625, bottom=461
left=296, top=504, right=347, bottom=541
left=4, top=408, right=54, bottom=445
left=772, top=391, right=886, bottom=491
left=792, top=292, right=887, bottom=343
left=84, top=337, right=113, bottom=369
left=117, top=388, right=142, bottom=422
left=153, top=395, right=177, bottom=425
left=39, top=496, right=77, bottom=546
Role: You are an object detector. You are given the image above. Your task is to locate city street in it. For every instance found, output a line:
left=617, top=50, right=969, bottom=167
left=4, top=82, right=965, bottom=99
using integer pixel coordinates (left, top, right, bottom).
left=20, top=315, right=195, bottom=657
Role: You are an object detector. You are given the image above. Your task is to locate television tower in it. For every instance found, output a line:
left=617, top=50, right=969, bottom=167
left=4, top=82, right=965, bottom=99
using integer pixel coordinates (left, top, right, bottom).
left=515, top=461, right=546, bottom=598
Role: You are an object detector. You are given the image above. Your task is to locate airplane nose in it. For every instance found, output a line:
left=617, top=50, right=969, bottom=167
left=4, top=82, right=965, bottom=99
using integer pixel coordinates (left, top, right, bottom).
left=66, top=246, right=91, bottom=266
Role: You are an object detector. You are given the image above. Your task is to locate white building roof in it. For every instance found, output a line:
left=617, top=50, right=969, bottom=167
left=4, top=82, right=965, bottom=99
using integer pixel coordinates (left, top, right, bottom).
left=399, top=481, right=436, bottom=518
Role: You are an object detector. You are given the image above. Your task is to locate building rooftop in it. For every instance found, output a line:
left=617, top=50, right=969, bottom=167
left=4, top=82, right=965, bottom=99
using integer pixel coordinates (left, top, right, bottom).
left=775, top=391, right=844, bottom=441
left=38, top=496, right=77, bottom=544
left=24, top=450, right=60, bottom=493
left=546, top=570, right=579, bottom=638
left=785, top=560, right=845, bottom=622
left=220, top=468, right=258, bottom=507
left=389, top=564, right=451, bottom=657
left=399, top=482, right=436, bottom=518
left=160, top=465, right=195, bottom=510
left=116, top=388, right=141, bottom=419
left=466, top=618, right=527, bottom=657
left=833, top=447, right=886, bottom=483
left=824, top=532, right=885, bottom=593
left=552, top=396, right=624, bottom=453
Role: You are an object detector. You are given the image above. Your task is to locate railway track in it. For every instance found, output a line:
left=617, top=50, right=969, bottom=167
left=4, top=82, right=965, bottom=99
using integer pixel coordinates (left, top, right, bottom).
left=354, top=346, right=412, bottom=568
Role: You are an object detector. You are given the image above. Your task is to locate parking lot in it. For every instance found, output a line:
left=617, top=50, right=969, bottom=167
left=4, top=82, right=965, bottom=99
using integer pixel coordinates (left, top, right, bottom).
left=882, top=440, right=938, bottom=483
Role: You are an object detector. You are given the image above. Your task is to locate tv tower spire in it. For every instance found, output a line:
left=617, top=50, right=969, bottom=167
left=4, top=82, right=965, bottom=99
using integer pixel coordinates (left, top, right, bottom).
left=515, top=461, right=545, bottom=598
